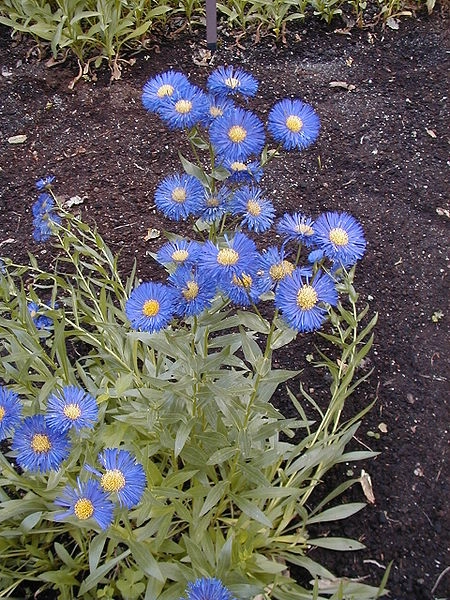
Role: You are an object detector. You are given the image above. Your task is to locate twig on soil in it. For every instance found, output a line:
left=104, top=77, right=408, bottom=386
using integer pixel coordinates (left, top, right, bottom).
left=431, top=565, right=450, bottom=596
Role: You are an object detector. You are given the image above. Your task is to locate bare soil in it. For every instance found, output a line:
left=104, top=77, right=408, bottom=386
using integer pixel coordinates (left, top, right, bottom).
left=0, top=8, right=449, bottom=600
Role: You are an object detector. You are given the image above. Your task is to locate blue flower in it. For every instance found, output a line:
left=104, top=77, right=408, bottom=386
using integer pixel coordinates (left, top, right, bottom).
left=231, top=184, right=275, bottom=233
left=209, top=107, right=265, bottom=163
left=207, top=66, right=258, bottom=98
left=154, top=173, right=205, bottom=221
left=220, top=157, right=264, bottom=184
left=0, top=386, right=23, bottom=441
left=125, top=281, right=177, bottom=333
left=181, top=578, right=236, bottom=600
left=276, top=213, right=316, bottom=246
left=11, top=415, right=70, bottom=472
left=275, top=269, right=338, bottom=332
left=221, top=267, right=270, bottom=307
left=46, top=385, right=98, bottom=433
left=169, top=267, right=217, bottom=317
left=258, top=246, right=295, bottom=287
left=85, top=449, right=146, bottom=509
left=201, top=94, right=235, bottom=127
left=268, top=98, right=320, bottom=151
left=27, top=301, right=54, bottom=330
left=54, top=477, right=115, bottom=530
left=156, top=239, right=202, bottom=270
left=198, top=232, right=258, bottom=284
left=32, top=193, right=61, bottom=243
left=308, top=248, right=325, bottom=264
left=142, top=70, right=190, bottom=113
left=158, top=83, right=209, bottom=130
left=35, top=175, right=55, bottom=190
left=199, top=186, right=231, bottom=223
left=313, top=212, right=367, bottom=266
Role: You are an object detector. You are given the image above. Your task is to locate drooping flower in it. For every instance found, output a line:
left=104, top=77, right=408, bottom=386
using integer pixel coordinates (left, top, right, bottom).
left=207, top=65, right=258, bottom=98
left=231, top=184, right=275, bottom=233
left=180, top=578, right=236, bottom=600
left=32, top=192, right=61, bottom=243
left=54, top=477, right=115, bottom=530
left=11, top=415, right=70, bottom=473
left=35, top=175, right=55, bottom=190
left=142, top=70, right=190, bottom=113
left=220, top=157, right=264, bottom=184
left=158, top=83, right=209, bottom=130
left=154, top=173, right=204, bottom=221
left=313, top=212, right=367, bottom=266
left=85, top=449, right=146, bottom=509
left=0, top=386, right=23, bottom=441
left=199, top=185, right=231, bottom=224
left=169, top=267, right=217, bottom=318
left=220, top=267, right=270, bottom=307
left=201, top=94, right=235, bottom=127
left=27, top=301, right=54, bottom=330
left=125, top=281, right=177, bottom=333
left=46, top=385, right=98, bottom=433
left=209, top=107, right=265, bottom=163
left=275, top=269, right=338, bottom=332
left=276, top=212, right=316, bottom=246
left=198, top=232, right=258, bottom=284
left=258, top=246, right=296, bottom=288
left=267, top=98, right=320, bottom=151
left=156, top=239, right=203, bottom=270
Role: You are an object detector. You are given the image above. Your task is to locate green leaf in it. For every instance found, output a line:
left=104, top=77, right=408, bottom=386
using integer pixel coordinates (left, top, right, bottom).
left=308, top=537, right=366, bottom=551
left=306, top=503, right=366, bottom=524
left=232, top=494, right=273, bottom=527
left=199, top=481, right=228, bottom=517
left=80, top=549, right=131, bottom=595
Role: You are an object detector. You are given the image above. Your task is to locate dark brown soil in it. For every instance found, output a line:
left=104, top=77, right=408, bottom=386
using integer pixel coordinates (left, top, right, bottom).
left=0, top=8, right=449, bottom=600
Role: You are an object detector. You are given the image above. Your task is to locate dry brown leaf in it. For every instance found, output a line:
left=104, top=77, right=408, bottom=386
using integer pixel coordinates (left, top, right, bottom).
left=426, top=128, right=437, bottom=138
left=360, top=469, right=376, bottom=504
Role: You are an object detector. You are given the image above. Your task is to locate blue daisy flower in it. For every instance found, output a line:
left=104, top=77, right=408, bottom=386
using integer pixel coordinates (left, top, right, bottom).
left=0, top=386, right=23, bottom=441
left=142, top=70, right=190, bottom=113
left=276, top=213, right=316, bottom=246
left=258, top=246, right=295, bottom=288
left=200, top=186, right=231, bottom=223
left=230, top=184, right=275, bottom=233
left=308, top=248, right=325, bottom=264
left=125, top=281, right=176, bottom=333
left=221, top=267, right=270, bottom=307
left=201, top=94, right=235, bottom=127
left=35, top=175, right=55, bottom=190
left=181, top=578, right=236, bottom=600
left=154, top=173, right=205, bottom=221
left=11, top=415, right=70, bottom=473
left=275, top=269, right=338, bottom=333
left=54, top=477, right=115, bottom=530
left=220, top=157, right=264, bottom=184
left=27, top=301, right=54, bottom=330
left=169, top=267, right=217, bottom=317
left=46, top=385, right=98, bottom=433
left=198, top=232, right=258, bottom=283
left=85, top=448, right=146, bottom=509
left=207, top=66, right=258, bottom=98
left=156, top=239, right=202, bottom=270
left=267, top=98, right=321, bottom=151
left=209, top=107, right=265, bottom=163
left=32, top=193, right=61, bottom=243
left=313, top=212, right=367, bottom=266
left=158, top=83, right=209, bottom=130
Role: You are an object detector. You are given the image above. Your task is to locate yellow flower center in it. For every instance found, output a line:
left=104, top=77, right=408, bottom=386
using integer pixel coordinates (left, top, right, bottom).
left=157, top=84, right=174, bottom=98
left=246, top=200, right=261, bottom=216
left=269, top=260, right=294, bottom=281
left=74, top=498, right=94, bottom=520
left=286, top=115, right=303, bottom=133
left=230, top=161, right=247, bottom=172
left=228, top=125, right=247, bottom=143
left=217, top=248, right=239, bottom=266
left=0, top=406, right=5, bottom=422
left=297, top=285, right=318, bottom=310
left=225, top=76, right=240, bottom=89
left=171, top=187, right=187, bottom=203
left=296, top=223, right=314, bottom=236
left=175, top=99, right=192, bottom=114
left=101, top=469, right=126, bottom=493
left=210, top=106, right=223, bottom=117
left=172, top=249, right=189, bottom=262
left=206, top=197, right=220, bottom=207
left=31, top=433, right=51, bottom=453
left=182, top=281, right=199, bottom=300
left=142, top=299, right=160, bottom=317
left=232, top=273, right=252, bottom=288
left=63, top=403, right=81, bottom=420
left=329, top=227, right=349, bottom=246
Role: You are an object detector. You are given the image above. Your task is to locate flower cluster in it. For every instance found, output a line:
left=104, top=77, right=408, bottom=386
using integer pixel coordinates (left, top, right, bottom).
left=1, top=382, right=146, bottom=530
left=130, top=67, right=366, bottom=336
left=32, top=187, right=61, bottom=243
left=180, top=578, right=236, bottom=600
